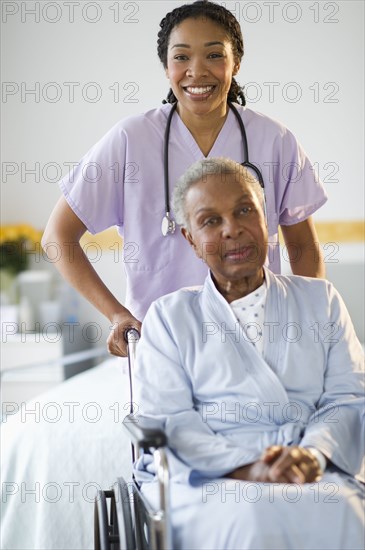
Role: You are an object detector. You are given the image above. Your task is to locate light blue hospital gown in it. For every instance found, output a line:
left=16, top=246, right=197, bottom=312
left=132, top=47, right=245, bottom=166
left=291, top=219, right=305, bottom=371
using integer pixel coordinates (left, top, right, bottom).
left=135, top=269, right=365, bottom=550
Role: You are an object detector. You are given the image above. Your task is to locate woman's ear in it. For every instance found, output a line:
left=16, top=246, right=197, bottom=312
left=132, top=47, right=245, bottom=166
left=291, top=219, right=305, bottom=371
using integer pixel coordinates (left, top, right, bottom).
left=181, top=227, right=193, bottom=246
left=233, top=61, right=241, bottom=76
left=181, top=227, right=201, bottom=259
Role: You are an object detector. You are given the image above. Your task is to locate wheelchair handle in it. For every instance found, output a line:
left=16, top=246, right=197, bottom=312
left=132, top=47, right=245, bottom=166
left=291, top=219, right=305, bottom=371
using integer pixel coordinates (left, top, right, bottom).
left=124, top=327, right=140, bottom=344
left=124, top=328, right=140, bottom=415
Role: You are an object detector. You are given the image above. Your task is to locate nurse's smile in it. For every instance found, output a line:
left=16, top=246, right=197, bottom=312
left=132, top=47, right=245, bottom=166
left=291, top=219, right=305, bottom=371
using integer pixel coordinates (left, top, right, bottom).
left=183, top=85, right=216, bottom=100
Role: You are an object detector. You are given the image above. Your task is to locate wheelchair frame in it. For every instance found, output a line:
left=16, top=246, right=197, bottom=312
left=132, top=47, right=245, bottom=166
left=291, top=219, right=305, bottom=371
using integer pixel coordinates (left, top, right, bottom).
left=94, top=329, right=172, bottom=550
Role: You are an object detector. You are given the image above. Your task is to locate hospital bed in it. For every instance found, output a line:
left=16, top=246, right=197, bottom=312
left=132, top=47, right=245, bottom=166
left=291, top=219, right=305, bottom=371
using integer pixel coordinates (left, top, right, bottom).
left=1, top=354, right=134, bottom=550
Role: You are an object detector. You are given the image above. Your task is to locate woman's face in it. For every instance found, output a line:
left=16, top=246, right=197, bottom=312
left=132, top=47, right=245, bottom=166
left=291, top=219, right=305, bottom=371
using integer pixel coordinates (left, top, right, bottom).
left=165, top=17, right=239, bottom=119
left=182, top=172, right=267, bottom=295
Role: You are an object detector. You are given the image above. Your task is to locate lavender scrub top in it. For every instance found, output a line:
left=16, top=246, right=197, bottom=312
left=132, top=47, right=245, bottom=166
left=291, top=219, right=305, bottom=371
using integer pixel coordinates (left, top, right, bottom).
left=59, top=103, right=327, bottom=321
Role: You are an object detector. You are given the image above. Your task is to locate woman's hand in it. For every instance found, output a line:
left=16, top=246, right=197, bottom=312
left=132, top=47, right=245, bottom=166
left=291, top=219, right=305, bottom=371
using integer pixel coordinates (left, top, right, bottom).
left=228, top=445, right=322, bottom=484
left=107, top=310, right=142, bottom=357
left=228, top=461, right=272, bottom=482
left=261, top=445, right=322, bottom=483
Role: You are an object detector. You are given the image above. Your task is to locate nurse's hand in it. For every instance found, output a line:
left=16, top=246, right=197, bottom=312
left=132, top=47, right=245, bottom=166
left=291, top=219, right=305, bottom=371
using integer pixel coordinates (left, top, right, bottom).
left=107, top=309, right=142, bottom=357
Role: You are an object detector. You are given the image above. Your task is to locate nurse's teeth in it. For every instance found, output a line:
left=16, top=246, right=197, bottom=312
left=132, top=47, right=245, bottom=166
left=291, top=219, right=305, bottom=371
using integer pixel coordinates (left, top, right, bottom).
left=186, top=86, right=213, bottom=95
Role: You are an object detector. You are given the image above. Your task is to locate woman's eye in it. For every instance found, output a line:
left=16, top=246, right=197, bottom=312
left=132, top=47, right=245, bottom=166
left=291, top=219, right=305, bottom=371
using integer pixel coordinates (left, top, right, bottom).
left=239, top=207, right=252, bottom=216
left=174, top=54, right=188, bottom=61
left=204, top=217, right=219, bottom=227
left=208, top=53, right=223, bottom=59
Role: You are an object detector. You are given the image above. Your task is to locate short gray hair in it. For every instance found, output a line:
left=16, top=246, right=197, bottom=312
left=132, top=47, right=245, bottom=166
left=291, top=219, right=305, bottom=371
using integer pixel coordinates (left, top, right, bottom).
left=172, top=157, right=264, bottom=228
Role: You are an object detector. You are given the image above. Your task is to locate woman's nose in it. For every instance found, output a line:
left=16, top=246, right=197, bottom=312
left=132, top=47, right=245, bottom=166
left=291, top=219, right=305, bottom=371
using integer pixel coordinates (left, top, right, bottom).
left=221, top=218, right=242, bottom=239
left=187, top=58, right=208, bottom=78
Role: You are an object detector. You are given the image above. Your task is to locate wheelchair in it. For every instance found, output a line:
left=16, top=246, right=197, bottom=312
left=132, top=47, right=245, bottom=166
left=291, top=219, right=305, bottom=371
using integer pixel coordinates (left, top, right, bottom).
left=94, top=329, right=172, bottom=550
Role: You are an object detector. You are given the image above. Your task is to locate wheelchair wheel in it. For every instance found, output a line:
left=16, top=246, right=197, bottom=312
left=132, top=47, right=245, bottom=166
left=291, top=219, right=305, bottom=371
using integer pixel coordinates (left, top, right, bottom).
left=114, top=478, right=136, bottom=550
left=94, top=478, right=136, bottom=550
left=95, top=489, right=116, bottom=550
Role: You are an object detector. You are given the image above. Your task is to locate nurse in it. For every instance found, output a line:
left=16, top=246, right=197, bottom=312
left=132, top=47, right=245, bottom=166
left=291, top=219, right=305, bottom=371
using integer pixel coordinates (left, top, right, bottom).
left=42, top=0, right=327, bottom=357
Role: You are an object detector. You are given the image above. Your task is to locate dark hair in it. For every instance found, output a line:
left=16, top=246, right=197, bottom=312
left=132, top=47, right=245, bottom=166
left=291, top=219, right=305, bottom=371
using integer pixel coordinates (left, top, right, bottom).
left=158, top=0, right=245, bottom=106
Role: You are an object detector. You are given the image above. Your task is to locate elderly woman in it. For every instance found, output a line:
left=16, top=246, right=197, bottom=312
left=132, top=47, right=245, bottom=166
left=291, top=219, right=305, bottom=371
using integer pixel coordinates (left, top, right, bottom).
left=135, top=158, right=364, bottom=550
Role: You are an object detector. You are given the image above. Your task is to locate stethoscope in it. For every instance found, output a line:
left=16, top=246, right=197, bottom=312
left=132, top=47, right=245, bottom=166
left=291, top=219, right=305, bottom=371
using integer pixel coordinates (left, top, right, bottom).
left=161, top=101, right=267, bottom=236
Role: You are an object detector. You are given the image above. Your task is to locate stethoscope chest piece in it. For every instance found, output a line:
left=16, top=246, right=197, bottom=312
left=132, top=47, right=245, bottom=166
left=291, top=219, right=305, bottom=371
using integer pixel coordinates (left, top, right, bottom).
left=161, top=213, right=176, bottom=236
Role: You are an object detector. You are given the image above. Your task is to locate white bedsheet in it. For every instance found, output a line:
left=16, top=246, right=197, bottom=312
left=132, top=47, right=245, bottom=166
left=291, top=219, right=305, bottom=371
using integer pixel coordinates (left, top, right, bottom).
left=1, top=358, right=132, bottom=550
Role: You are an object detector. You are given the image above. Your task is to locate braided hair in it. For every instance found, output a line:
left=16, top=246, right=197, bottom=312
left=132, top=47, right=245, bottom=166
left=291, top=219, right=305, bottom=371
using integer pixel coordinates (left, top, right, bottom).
left=157, top=0, right=246, bottom=106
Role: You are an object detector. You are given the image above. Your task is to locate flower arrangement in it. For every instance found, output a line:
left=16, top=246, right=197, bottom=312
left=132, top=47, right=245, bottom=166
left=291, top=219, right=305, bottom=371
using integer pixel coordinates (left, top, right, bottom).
left=0, top=224, right=43, bottom=275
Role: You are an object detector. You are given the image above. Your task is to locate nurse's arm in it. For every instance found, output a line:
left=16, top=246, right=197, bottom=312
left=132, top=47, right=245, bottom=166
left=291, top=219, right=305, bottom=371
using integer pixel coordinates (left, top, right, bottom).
left=281, top=217, right=325, bottom=278
left=41, top=196, right=141, bottom=356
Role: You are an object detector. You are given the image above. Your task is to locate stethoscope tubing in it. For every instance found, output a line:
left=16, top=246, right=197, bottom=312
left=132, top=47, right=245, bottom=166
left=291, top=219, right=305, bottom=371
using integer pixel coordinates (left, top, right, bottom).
left=162, top=101, right=266, bottom=235
left=163, top=101, right=178, bottom=216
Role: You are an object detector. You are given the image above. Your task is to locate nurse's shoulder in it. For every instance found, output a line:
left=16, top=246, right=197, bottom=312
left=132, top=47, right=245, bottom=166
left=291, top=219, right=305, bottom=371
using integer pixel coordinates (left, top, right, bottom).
left=237, top=104, right=298, bottom=143
left=86, top=103, right=171, bottom=158
left=113, top=103, right=172, bottom=139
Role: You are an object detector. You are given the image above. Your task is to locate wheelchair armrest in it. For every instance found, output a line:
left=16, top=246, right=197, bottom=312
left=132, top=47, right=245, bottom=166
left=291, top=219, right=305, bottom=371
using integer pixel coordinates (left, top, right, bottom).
left=123, top=415, right=167, bottom=450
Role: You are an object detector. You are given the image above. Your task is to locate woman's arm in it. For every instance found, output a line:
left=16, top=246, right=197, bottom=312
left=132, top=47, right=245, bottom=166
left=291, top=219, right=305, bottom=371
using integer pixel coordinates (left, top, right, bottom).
left=41, top=196, right=141, bottom=356
left=281, top=217, right=325, bottom=277
left=299, top=285, right=364, bottom=476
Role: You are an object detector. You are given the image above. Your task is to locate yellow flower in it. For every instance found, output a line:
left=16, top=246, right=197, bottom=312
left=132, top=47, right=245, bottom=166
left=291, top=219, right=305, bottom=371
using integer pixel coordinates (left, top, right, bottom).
left=0, top=226, right=18, bottom=243
left=0, top=224, right=43, bottom=244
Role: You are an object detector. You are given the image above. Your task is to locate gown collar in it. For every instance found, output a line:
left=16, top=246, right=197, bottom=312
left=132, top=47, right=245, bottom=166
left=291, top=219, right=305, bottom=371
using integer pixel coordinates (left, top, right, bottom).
left=202, top=267, right=289, bottom=414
